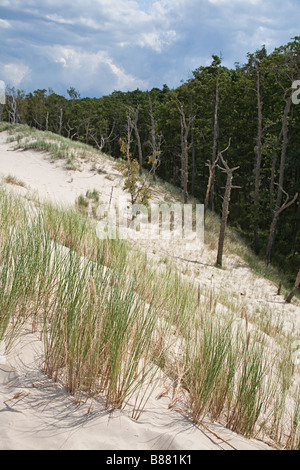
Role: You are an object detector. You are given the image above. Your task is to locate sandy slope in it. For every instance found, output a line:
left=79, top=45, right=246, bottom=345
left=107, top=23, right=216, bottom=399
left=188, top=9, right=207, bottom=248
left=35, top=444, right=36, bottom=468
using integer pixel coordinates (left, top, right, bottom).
left=0, top=327, right=273, bottom=450
left=0, top=130, right=298, bottom=450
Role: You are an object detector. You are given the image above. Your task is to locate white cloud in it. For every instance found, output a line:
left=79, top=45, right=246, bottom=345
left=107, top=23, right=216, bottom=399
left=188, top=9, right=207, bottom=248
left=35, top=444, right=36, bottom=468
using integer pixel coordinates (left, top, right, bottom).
left=46, top=45, right=148, bottom=92
left=45, top=14, right=74, bottom=25
left=1, top=0, right=299, bottom=95
left=137, top=30, right=177, bottom=52
left=208, top=0, right=261, bottom=4
left=236, top=26, right=276, bottom=50
left=1, top=63, right=31, bottom=87
left=0, top=18, right=11, bottom=28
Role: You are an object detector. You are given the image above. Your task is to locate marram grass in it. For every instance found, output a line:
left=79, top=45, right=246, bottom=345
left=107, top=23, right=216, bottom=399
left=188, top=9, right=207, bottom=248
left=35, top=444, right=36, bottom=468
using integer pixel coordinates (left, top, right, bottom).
left=0, top=182, right=299, bottom=448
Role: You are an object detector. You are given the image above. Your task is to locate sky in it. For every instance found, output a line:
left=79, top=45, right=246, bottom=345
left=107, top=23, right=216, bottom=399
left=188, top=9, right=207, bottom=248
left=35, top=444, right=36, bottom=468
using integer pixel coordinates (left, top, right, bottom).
left=0, top=0, right=299, bottom=98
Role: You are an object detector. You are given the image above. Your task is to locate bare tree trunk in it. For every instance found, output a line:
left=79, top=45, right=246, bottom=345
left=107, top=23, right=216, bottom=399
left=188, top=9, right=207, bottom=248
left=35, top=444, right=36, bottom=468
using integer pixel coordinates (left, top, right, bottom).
left=121, top=112, right=153, bottom=219
left=58, top=108, right=63, bottom=135
left=253, top=62, right=263, bottom=254
left=65, top=120, right=74, bottom=139
left=191, top=128, right=196, bottom=197
left=291, top=199, right=300, bottom=258
left=148, top=97, right=162, bottom=183
left=275, top=95, right=292, bottom=209
left=204, top=139, right=231, bottom=221
left=266, top=187, right=298, bottom=265
left=84, top=116, right=91, bottom=145
left=217, top=173, right=233, bottom=267
left=128, top=106, right=143, bottom=175
left=89, top=122, right=115, bottom=152
left=216, top=141, right=239, bottom=268
left=175, top=98, right=194, bottom=204
left=182, top=124, right=189, bottom=204
left=266, top=94, right=292, bottom=265
left=270, top=129, right=283, bottom=214
left=8, top=95, right=17, bottom=123
left=45, top=111, right=49, bottom=132
left=210, top=68, right=220, bottom=212
left=286, top=270, right=300, bottom=303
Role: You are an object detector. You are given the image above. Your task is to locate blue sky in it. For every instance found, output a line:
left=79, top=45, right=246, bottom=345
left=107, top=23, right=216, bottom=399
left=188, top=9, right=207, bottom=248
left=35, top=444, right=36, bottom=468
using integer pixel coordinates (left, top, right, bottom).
left=0, top=0, right=299, bottom=98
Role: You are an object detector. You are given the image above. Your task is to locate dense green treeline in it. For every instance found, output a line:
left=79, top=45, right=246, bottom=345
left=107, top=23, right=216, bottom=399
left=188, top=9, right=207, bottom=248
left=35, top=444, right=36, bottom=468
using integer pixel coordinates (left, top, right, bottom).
left=1, top=38, right=300, bottom=276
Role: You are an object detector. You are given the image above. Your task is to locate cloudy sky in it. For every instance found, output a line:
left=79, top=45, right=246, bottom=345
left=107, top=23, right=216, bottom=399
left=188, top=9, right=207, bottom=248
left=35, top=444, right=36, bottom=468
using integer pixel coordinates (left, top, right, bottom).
left=0, top=0, right=299, bottom=98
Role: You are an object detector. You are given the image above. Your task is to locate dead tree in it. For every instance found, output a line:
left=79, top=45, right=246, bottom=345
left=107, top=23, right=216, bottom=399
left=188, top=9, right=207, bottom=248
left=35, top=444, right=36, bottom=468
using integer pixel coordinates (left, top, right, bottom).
left=204, top=139, right=231, bottom=221
left=285, top=269, right=300, bottom=303
left=175, top=98, right=195, bottom=204
left=148, top=97, right=162, bottom=183
left=120, top=113, right=153, bottom=222
left=215, top=140, right=240, bottom=267
left=64, top=120, right=79, bottom=140
left=266, top=185, right=298, bottom=265
left=210, top=64, right=220, bottom=211
left=45, top=111, right=49, bottom=131
left=58, top=108, right=63, bottom=135
left=275, top=94, right=292, bottom=210
left=7, top=94, right=19, bottom=123
left=253, top=59, right=264, bottom=254
left=270, top=128, right=283, bottom=214
left=89, top=122, right=115, bottom=152
left=6, top=87, right=24, bottom=124
left=128, top=106, right=143, bottom=175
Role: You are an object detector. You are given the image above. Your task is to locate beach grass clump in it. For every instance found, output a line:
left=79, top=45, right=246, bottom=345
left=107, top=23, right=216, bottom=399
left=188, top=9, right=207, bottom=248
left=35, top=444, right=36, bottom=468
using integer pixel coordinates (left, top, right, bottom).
left=4, top=174, right=26, bottom=187
left=0, top=187, right=165, bottom=414
left=1, top=123, right=102, bottom=170
left=42, top=247, right=162, bottom=411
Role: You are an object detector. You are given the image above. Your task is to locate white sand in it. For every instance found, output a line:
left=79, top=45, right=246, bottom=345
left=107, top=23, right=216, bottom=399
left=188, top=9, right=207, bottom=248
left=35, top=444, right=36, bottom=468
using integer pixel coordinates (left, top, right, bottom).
left=0, top=130, right=298, bottom=450
left=0, top=328, right=272, bottom=450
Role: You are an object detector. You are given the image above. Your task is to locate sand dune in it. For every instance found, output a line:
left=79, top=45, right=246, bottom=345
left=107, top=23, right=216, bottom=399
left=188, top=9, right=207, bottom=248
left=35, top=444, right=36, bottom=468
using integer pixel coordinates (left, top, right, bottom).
left=0, top=130, right=297, bottom=450
left=0, top=327, right=272, bottom=450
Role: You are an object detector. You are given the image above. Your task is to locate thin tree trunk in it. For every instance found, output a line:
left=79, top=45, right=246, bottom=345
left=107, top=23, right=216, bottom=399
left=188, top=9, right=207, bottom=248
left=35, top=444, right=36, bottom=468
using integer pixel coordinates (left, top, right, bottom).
left=210, top=69, right=220, bottom=212
left=182, top=126, right=189, bottom=204
left=266, top=188, right=298, bottom=265
left=253, top=63, right=263, bottom=254
left=148, top=97, right=162, bottom=183
left=291, top=199, right=300, bottom=258
left=265, top=212, right=280, bottom=266
left=266, top=95, right=292, bottom=265
left=45, top=111, right=49, bottom=132
left=176, top=99, right=194, bottom=204
left=286, top=270, right=300, bottom=303
left=270, top=129, right=283, bottom=214
left=204, top=139, right=231, bottom=221
left=275, top=96, right=292, bottom=209
left=174, top=99, right=194, bottom=203
left=58, top=108, right=63, bottom=135
left=215, top=141, right=238, bottom=267
left=129, top=106, right=143, bottom=175
left=191, top=128, right=196, bottom=196
left=216, top=171, right=233, bottom=267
